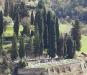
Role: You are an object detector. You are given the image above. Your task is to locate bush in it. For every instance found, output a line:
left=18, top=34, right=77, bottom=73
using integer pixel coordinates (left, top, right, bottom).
left=18, top=60, right=27, bottom=68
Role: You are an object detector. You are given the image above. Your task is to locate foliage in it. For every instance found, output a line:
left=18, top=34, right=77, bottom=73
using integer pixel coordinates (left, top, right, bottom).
left=66, top=35, right=76, bottom=59
left=4, top=0, right=9, bottom=16
left=57, top=34, right=64, bottom=58
left=18, top=60, right=27, bottom=68
left=14, top=13, right=19, bottom=37
left=0, top=11, right=3, bottom=37
left=47, top=10, right=56, bottom=58
left=71, top=20, right=81, bottom=51
left=11, top=34, right=18, bottom=61
left=19, top=36, right=25, bottom=59
left=30, top=10, right=34, bottom=25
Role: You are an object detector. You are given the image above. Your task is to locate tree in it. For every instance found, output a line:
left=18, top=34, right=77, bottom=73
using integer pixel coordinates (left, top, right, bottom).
left=55, top=17, right=60, bottom=56
left=30, top=10, right=34, bottom=25
left=47, top=10, right=56, bottom=58
left=9, top=1, right=14, bottom=20
left=35, top=9, right=44, bottom=56
left=33, top=30, right=40, bottom=57
left=19, top=2, right=28, bottom=18
left=0, top=11, right=3, bottom=37
left=11, top=34, right=18, bottom=61
left=0, top=11, right=3, bottom=55
left=66, top=35, right=76, bottom=59
left=14, top=13, right=19, bottom=37
left=43, top=7, right=48, bottom=49
left=4, top=0, right=9, bottom=16
left=19, top=36, right=25, bottom=59
left=71, top=20, right=81, bottom=51
left=63, top=33, right=68, bottom=58
left=21, top=17, right=30, bottom=36
left=57, top=34, right=64, bottom=58
left=33, top=10, right=42, bottom=57
left=38, top=0, right=45, bottom=9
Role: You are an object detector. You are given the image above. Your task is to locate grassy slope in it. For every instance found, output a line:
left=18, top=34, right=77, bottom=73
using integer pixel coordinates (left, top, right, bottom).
left=59, top=23, right=87, bottom=52
left=81, top=35, right=87, bottom=52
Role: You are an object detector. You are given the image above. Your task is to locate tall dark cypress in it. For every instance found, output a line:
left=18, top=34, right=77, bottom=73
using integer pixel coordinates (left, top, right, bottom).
left=33, top=12, right=40, bottom=57
left=43, top=7, right=48, bottom=49
left=9, top=1, right=14, bottom=20
left=47, top=11, right=56, bottom=58
left=0, top=11, right=3, bottom=55
left=66, top=35, right=76, bottom=59
left=63, top=33, right=68, bottom=58
left=0, top=11, right=3, bottom=37
left=55, top=17, right=60, bottom=57
left=47, top=11, right=52, bottom=58
left=11, top=34, right=18, bottom=61
left=4, top=0, right=9, bottom=16
left=37, top=9, right=44, bottom=56
left=19, top=36, right=25, bottom=59
left=31, top=10, right=34, bottom=25
left=57, top=35, right=64, bottom=58
left=14, top=13, right=19, bottom=37
left=71, top=20, right=81, bottom=51
left=19, top=2, right=28, bottom=18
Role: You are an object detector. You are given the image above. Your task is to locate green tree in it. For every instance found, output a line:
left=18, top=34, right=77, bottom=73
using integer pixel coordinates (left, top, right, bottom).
left=19, top=36, right=25, bottom=59
left=71, top=20, right=81, bottom=51
left=19, top=2, right=28, bottom=18
left=0, top=11, right=3, bottom=37
left=38, top=0, right=45, bottom=9
left=0, top=11, right=3, bottom=55
left=4, top=0, right=9, bottom=16
left=14, top=13, right=19, bottom=37
left=66, top=35, right=76, bottom=59
left=31, top=10, right=34, bottom=25
left=35, top=9, right=44, bottom=56
left=47, top=10, right=56, bottom=58
left=9, top=1, right=14, bottom=20
left=11, top=34, right=18, bottom=61
left=57, top=34, right=64, bottom=58
left=43, top=7, right=48, bottom=49
left=33, top=11, right=41, bottom=57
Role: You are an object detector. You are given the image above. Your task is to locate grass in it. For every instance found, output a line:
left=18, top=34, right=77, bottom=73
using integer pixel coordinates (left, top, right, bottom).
left=60, top=22, right=87, bottom=52
left=3, top=25, right=23, bottom=37
left=81, top=35, right=87, bottom=52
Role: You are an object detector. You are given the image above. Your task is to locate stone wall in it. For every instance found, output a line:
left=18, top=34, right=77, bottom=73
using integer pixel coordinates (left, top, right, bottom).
left=18, top=60, right=87, bottom=75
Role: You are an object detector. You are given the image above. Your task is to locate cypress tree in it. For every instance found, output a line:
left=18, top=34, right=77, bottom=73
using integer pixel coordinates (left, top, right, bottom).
left=0, top=11, right=3, bottom=37
left=33, top=12, right=40, bottom=57
left=14, top=13, right=19, bottom=37
left=47, top=10, right=56, bottom=58
left=35, top=9, right=44, bottom=56
left=63, top=33, right=68, bottom=58
left=66, top=35, right=76, bottom=59
left=0, top=11, right=3, bottom=56
left=19, top=36, right=25, bottom=59
left=11, top=34, right=18, bottom=61
left=9, top=2, right=14, bottom=20
left=30, top=10, right=34, bottom=25
left=57, top=34, right=64, bottom=58
left=55, top=17, right=60, bottom=57
left=43, top=7, right=48, bottom=49
left=71, top=20, right=81, bottom=51
left=4, top=0, right=9, bottom=16
left=33, top=30, right=40, bottom=57
left=19, top=2, right=28, bottom=18
left=47, top=11, right=52, bottom=58
left=38, top=0, right=45, bottom=9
